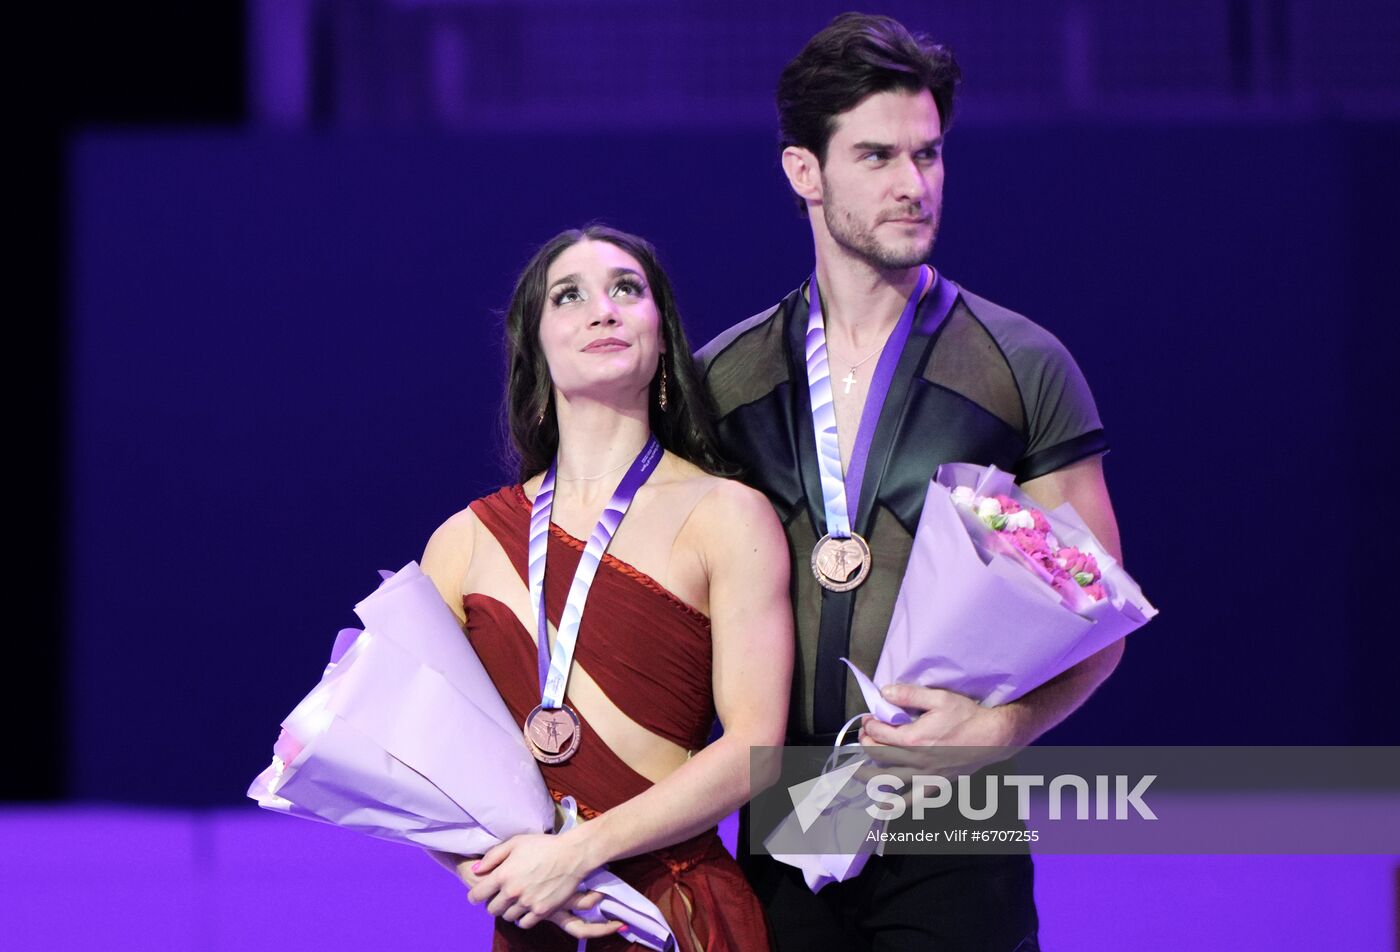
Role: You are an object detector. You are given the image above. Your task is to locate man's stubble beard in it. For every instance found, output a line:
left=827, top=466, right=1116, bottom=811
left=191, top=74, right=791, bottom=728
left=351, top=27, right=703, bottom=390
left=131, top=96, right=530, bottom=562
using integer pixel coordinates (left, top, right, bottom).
left=821, top=178, right=941, bottom=271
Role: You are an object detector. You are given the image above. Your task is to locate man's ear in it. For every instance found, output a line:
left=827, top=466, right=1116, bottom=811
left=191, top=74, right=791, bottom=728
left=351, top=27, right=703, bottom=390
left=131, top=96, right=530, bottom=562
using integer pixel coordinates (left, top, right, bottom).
left=781, top=146, right=823, bottom=207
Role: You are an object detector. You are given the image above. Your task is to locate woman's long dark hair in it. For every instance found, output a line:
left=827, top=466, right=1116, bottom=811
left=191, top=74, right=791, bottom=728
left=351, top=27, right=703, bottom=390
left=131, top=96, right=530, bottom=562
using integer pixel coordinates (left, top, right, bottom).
left=502, top=225, right=736, bottom=481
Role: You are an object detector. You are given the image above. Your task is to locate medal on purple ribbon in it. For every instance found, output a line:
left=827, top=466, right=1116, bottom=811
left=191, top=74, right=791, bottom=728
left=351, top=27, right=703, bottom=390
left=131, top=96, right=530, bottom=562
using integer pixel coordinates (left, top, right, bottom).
left=804, top=267, right=933, bottom=592
left=810, top=532, right=873, bottom=591
left=523, top=703, right=581, bottom=764
left=524, top=435, right=664, bottom=764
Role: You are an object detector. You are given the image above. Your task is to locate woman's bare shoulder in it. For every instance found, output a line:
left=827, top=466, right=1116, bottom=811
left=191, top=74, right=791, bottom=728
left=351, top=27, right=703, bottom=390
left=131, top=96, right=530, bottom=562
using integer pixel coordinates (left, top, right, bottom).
left=425, top=504, right=481, bottom=553
left=685, top=475, right=791, bottom=628
left=679, top=472, right=782, bottom=541
left=421, top=505, right=483, bottom=618
left=658, top=455, right=766, bottom=507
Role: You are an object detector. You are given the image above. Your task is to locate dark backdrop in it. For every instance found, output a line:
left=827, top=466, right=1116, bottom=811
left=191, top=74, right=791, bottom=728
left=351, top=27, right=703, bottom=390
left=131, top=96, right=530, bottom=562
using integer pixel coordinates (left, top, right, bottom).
left=19, top=2, right=1399, bottom=806
left=66, top=120, right=1399, bottom=804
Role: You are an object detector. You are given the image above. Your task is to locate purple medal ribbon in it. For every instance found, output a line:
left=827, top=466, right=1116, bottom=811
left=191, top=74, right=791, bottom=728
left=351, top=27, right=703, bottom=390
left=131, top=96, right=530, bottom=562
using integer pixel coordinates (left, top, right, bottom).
left=528, top=434, right=664, bottom=708
left=805, top=266, right=932, bottom=539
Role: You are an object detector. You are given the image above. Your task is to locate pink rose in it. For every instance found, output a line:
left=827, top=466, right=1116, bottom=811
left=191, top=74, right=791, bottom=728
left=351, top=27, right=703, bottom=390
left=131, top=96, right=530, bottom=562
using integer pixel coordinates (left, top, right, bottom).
left=1030, top=509, right=1052, bottom=534
left=1057, top=546, right=1100, bottom=579
left=1082, top=582, right=1106, bottom=601
left=1009, top=528, right=1050, bottom=557
left=1040, top=554, right=1071, bottom=580
left=993, top=494, right=1022, bottom=514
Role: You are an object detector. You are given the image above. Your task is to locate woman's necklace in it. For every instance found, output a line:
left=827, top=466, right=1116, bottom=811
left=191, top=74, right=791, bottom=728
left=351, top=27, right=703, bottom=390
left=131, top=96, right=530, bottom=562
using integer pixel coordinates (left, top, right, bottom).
left=554, top=458, right=633, bottom=482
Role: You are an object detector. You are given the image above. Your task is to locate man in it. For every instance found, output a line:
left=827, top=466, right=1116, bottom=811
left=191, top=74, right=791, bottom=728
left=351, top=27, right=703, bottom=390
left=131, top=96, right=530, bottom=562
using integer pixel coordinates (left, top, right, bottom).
left=697, top=13, right=1125, bottom=951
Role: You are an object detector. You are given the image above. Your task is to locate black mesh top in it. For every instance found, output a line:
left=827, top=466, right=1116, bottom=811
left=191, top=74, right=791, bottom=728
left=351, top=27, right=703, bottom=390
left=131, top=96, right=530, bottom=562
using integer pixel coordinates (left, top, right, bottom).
left=696, top=276, right=1108, bottom=740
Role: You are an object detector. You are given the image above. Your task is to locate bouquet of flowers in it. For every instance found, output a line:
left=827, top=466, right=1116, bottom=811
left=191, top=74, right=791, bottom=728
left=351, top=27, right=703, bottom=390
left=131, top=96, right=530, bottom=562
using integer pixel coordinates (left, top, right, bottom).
left=853, top=462, right=1157, bottom=716
left=950, top=484, right=1107, bottom=606
left=247, top=562, right=674, bottom=950
left=772, top=462, right=1157, bottom=890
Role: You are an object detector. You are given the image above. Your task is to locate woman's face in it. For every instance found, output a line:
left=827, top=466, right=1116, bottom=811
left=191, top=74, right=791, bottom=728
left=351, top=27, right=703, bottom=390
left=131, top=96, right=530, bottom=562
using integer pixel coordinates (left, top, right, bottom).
left=538, top=239, right=664, bottom=406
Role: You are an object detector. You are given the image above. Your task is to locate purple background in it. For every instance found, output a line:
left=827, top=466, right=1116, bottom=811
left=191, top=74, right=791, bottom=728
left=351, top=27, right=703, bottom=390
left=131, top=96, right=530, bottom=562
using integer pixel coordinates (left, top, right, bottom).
left=12, top=1, right=1399, bottom=948
left=66, top=121, right=1398, bottom=805
left=1, top=809, right=1394, bottom=951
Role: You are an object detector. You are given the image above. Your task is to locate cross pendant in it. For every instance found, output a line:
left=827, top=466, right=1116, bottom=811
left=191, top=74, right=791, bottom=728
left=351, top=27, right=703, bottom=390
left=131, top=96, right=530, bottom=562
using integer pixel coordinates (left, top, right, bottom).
left=841, top=369, right=858, bottom=394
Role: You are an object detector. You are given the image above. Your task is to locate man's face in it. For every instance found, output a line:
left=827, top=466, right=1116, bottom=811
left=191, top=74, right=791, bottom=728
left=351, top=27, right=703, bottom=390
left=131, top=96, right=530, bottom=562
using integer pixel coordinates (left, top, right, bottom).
left=818, top=88, right=944, bottom=270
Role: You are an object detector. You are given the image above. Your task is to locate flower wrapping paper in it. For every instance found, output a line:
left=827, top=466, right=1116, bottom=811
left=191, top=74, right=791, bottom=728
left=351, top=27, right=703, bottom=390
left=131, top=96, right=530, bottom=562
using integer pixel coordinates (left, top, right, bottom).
left=247, top=562, right=673, bottom=950
left=861, top=462, right=1157, bottom=715
left=775, top=462, right=1158, bottom=891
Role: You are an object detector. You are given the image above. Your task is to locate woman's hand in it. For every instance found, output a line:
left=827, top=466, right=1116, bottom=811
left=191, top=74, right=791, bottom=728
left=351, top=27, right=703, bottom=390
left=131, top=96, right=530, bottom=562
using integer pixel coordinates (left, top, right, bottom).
left=431, top=847, right=623, bottom=940
left=544, top=891, right=626, bottom=942
left=467, top=831, right=600, bottom=930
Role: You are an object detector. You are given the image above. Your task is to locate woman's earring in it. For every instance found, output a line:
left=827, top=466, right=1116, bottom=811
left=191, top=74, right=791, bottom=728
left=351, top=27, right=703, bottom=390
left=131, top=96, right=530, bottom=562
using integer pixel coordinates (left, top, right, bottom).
left=658, top=360, right=669, bottom=412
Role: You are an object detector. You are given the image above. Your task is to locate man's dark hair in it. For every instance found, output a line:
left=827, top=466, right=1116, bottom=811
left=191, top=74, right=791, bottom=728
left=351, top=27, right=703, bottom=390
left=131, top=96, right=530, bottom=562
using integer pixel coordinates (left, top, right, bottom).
left=501, top=224, right=736, bottom=481
left=777, top=12, right=962, bottom=166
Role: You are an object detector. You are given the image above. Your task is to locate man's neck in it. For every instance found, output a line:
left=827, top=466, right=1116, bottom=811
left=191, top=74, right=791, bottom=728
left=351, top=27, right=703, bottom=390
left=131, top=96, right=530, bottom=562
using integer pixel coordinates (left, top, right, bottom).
left=811, top=244, right=924, bottom=353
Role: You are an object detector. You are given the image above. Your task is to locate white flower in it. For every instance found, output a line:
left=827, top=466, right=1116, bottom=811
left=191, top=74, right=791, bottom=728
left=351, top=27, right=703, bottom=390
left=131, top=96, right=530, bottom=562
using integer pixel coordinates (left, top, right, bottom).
left=951, top=486, right=976, bottom=508
left=1007, top=510, right=1036, bottom=530
left=976, top=497, right=1002, bottom=518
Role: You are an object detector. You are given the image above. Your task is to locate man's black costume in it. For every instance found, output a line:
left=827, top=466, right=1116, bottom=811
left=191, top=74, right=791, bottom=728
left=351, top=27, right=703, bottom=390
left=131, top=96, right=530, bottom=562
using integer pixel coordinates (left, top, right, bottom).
left=697, top=275, right=1107, bottom=951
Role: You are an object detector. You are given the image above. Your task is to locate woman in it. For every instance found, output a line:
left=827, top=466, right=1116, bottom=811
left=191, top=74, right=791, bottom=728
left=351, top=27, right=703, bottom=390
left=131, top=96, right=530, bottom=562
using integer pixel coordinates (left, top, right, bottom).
left=419, top=225, right=793, bottom=950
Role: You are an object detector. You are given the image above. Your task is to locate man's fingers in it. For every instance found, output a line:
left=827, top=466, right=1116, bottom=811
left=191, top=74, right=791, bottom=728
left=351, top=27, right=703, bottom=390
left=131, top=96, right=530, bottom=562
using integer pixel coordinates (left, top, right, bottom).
left=879, top=682, right=913, bottom=707
left=863, top=714, right=952, bottom=748
left=860, top=719, right=925, bottom=755
left=881, top=681, right=944, bottom=708
left=882, top=682, right=972, bottom=715
left=860, top=717, right=899, bottom=745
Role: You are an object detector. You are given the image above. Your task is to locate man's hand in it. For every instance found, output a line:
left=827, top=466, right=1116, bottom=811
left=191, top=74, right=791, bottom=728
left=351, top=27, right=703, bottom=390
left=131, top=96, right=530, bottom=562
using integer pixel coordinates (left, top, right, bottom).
left=860, top=683, right=1019, bottom=748
left=856, top=683, right=1024, bottom=790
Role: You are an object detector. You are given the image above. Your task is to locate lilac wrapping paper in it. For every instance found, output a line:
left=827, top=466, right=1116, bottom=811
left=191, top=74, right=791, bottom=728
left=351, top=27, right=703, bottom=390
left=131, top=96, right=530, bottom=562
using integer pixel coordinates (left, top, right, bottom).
left=765, top=748, right=882, bottom=891
left=773, top=463, right=1158, bottom=892
left=247, top=562, right=673, bottom=951
left=862, top=462, right=1158, bottom=714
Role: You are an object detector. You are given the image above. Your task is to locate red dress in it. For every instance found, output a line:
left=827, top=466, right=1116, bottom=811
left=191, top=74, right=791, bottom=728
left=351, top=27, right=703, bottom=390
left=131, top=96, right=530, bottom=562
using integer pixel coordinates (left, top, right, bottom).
left=463, top=486, right=772, bottom=952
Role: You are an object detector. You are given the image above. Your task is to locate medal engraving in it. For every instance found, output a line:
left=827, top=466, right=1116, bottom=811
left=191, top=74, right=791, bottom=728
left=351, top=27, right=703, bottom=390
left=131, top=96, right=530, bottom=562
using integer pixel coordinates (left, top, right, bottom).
left=811, top=532, right=872, bottom=591
left=524, top=704, right=581, bottom=764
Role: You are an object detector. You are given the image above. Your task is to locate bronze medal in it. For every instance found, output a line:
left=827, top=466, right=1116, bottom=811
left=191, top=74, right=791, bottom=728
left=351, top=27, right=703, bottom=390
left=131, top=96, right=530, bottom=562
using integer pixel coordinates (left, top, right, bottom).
left=811, top=532, right=872, bottom=592
left=524, top=703, right=581, bottom=764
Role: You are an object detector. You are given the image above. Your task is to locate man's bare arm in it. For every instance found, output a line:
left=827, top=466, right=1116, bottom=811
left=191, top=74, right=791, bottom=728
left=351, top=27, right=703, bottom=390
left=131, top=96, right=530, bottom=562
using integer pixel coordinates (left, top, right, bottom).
left=1001, top=454, right=1123, bottom=746
left=863, top=454, right=1125, bottom=750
